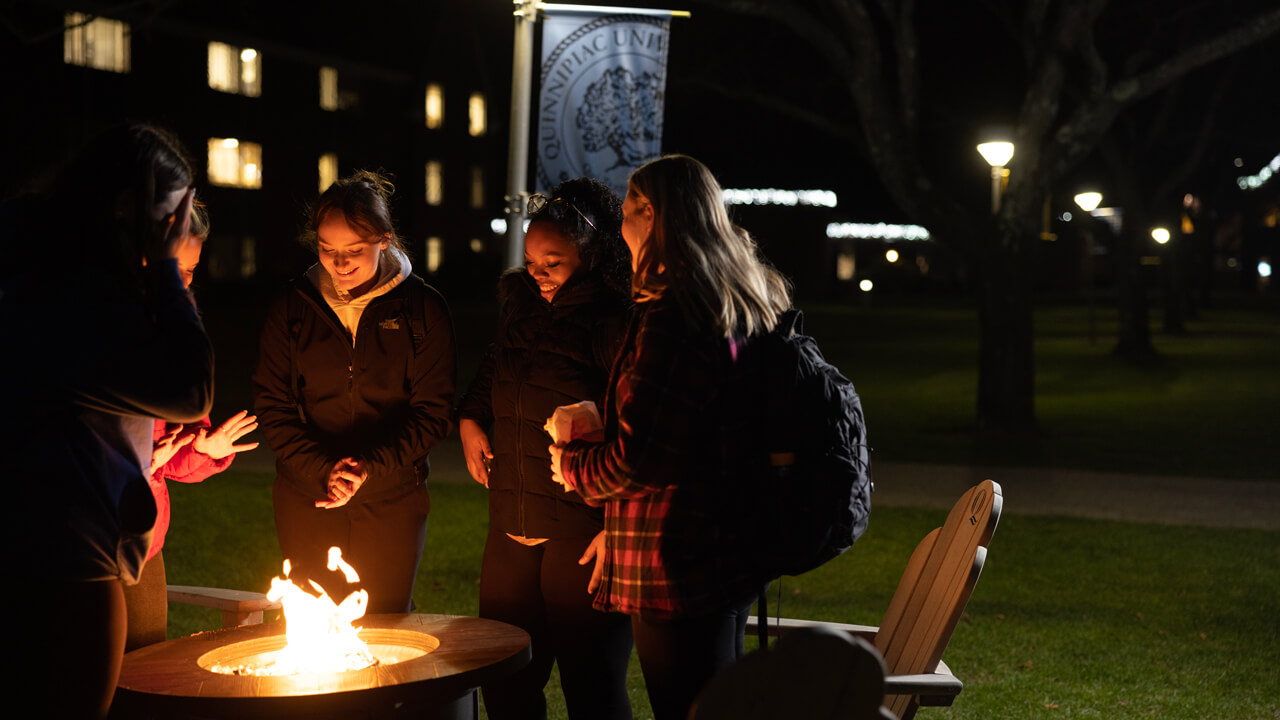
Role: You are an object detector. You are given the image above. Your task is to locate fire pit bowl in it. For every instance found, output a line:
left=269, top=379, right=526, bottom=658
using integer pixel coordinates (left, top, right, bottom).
left=114, top=613, right=531, bottom=720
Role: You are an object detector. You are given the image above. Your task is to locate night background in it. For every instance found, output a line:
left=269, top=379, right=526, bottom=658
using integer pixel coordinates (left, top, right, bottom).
left=2, top=1, right=1278, bottom=717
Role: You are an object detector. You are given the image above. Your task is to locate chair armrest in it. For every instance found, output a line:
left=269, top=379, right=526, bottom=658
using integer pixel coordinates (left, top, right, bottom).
left=167, top=585, right=280, bottom=628
left=746, top=615, right=878, bottom=642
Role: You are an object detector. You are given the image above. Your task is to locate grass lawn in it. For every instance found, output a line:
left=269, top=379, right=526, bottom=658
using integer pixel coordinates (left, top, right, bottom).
left=163, top=295, right=1278, bottom=717
left=800, top=301, right=1280, bottom=479
left=165, top=475, right=1280, bottom=720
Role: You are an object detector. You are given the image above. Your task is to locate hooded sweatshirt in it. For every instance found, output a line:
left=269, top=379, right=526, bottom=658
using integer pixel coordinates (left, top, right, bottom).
left=306, top=246, right=411, bottom=342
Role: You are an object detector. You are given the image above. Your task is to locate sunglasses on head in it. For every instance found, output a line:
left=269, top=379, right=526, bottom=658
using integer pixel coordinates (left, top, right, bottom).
left=527, top=193, right=597, bottom=231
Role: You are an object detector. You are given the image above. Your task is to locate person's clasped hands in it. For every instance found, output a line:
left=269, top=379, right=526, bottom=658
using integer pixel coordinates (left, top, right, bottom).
left=317, top=456, right=368, bottom=509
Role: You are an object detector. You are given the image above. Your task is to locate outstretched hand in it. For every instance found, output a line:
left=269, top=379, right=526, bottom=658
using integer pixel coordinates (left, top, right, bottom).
left=316, top=457, right=368, bottom=509
left=151, top=424, right=194, bottom=476
left=193, top=410, right=259, bottom=460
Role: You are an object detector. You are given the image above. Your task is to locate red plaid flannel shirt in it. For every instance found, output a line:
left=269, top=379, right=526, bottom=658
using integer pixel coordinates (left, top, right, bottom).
left=563, top=298, right=768, bottom=618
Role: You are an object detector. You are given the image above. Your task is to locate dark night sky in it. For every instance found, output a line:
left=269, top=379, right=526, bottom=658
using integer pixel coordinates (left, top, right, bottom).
left=3, top=1, right=1276, bottom=221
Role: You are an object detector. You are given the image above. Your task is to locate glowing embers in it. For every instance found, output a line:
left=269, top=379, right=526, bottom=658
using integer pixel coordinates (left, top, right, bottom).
left=202, top=547, right=419, bottom=676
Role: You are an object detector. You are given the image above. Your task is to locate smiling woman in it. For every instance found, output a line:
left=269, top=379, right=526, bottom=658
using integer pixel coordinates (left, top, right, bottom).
left=456, top=177, right=635, bottom=719
left=253, top=169, right=456, bottom=617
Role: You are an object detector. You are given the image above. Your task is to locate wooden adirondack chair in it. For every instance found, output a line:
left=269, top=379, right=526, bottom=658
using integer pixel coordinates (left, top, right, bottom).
left=690, top=625, right=896, bottom=720
left=747, top=479, right=1003, bottom=719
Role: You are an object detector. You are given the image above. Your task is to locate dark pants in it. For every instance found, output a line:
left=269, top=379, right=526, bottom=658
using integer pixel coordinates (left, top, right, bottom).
left=123, top=549, right=167, bottom=651
left=630, top=595, right=755, bottom=720
left=5, top=578, right=126, bottom=719
left=274, top=481, right=430, bottom=614
left=479, top=527, right=633, bottom=720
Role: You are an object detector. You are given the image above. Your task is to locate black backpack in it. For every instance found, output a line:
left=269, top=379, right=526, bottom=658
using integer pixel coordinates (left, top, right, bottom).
left=755, top=309, right=873, bottom=642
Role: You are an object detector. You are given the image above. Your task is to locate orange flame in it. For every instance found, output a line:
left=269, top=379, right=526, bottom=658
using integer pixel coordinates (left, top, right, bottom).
left=262, top=546, right=376, bottom=674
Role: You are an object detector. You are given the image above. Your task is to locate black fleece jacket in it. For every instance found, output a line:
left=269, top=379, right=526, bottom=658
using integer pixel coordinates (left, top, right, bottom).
left=458, top=270, right=629, bottom=538
left=253, top=274, right=456, bottom=504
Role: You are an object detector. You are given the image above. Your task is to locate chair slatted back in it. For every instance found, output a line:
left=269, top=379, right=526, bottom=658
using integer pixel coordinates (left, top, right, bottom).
left=874, top=480, right=1002, bottom=719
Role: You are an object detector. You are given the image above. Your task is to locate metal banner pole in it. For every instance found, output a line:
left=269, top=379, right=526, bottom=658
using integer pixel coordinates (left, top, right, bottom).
left=505, top=0, right=537, bottom=270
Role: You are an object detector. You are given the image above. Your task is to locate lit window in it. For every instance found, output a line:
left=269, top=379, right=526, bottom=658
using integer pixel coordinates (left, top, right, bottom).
left=426, top=161, right=443, bottom=206
left=320, top=67, right=338, bottom=111
left=468, top=93, right=486, bottom=137
left=470, top=166, right=485, bottom=209
left=208, top=42, right=261, bottom=97
left=63, top=13, right=130, bottom=73
left=426, top=237, right=443, bottom=273
left=470, top=239, right=484, bottom=253
left=425, top=84, right=444, bottom=129
left=836, top=251, right=856, bottom=281
left=319, top=153, right=338, bottom=193
left=208, top=138, right=263, bottom=189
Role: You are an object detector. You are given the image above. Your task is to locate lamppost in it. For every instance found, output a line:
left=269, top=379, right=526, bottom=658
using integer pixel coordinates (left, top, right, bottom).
left=977, top=141, right=1015, bottom=213
left=1074, top=191, right=1103, bottom=344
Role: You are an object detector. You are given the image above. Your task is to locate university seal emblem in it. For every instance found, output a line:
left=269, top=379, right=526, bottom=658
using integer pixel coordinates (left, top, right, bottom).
left=537, top=14, right=670, bottom=196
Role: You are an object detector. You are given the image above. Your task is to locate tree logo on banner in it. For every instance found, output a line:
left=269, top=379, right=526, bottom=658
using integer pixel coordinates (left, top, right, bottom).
left=538, top=14, right=669, bottom=196
left=576, top=67, right=663, bottom=171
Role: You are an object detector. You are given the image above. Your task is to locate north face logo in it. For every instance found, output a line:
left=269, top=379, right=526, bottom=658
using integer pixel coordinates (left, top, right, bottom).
left=379, top=318, right=401, bottom=331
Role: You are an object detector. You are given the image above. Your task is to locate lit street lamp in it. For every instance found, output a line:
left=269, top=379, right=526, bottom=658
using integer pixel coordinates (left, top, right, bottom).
left=977, top=141, right=1015, bottom=213
left=1151, top=227, right=1171, bottom=244
left=1073, top=192, right=1102, bottom=213
left=1074, top=191, right=1103, bottom=345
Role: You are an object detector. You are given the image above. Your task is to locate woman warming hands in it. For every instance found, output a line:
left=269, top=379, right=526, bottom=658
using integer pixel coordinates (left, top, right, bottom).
left=253, top=170, right=455, bottom=614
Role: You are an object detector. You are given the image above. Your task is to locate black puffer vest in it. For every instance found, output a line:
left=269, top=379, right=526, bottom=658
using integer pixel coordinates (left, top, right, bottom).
left=458, top=270, right=629, bottom=538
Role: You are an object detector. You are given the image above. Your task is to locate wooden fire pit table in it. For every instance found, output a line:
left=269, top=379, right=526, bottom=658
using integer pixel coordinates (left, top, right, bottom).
left=114, top=613, right=531, bottom=719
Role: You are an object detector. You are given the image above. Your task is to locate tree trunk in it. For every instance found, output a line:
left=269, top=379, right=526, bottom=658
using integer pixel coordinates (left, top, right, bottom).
left=1109, top=166, right=1159, bottom=359
left=974, top=219, right=1037, bottom=433
left=1113, top=221, right=1157, bottom=359
left=1162, top=235, right=1187, bottom=334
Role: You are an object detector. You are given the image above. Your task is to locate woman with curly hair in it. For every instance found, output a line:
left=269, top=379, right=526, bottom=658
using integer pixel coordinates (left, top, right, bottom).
left=458, top=177, right=634, bottom=719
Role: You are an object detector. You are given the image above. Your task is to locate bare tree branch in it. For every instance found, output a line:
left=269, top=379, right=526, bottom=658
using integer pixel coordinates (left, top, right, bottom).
left=1153, top=60, right=1238, bottom=201
left=1049, top=5, right=1280, bottom=182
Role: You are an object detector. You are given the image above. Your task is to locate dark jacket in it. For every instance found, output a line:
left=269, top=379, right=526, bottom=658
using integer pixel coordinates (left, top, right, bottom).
left=562, top=297, right=770, bottom=618
left=3, top=195, right=214, bottom=584
left=253, top=274, right=456, bottom=504
left=458, top=270, right=629, bottom=538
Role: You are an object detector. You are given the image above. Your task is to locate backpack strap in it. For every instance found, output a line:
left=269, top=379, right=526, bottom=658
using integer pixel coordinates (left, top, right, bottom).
left=403, top=279, right=428, bottom=352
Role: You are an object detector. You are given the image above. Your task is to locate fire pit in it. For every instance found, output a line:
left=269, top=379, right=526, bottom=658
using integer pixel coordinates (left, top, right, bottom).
left=115, top=613, right=530, bottom=719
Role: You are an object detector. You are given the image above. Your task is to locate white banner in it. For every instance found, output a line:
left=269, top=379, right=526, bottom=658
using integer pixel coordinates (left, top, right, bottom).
left=537, top=11, right=670, bottom=197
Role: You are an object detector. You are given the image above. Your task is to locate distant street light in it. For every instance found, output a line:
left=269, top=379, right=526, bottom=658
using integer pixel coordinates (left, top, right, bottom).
left=1151, top=227, right=1171, bottom=244
left=1074, top=192, right=1102, bottom=213
left=977, top=141, right=1015, bottom=213
left=1073, top=191, right=1103, bottom=345
left=885, top=249, right=899, bottom=263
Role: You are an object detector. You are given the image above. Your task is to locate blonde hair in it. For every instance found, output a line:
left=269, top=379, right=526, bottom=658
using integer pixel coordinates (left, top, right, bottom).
left=189, top=199, right=211, bottom=240
left=629, top=154, right=790, bottom=338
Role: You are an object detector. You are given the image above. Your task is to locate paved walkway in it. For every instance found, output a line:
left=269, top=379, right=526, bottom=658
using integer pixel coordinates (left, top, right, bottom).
left=237, top=447, right=1279, bottom=531
left=871, top=461, right=1280, bottom=531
